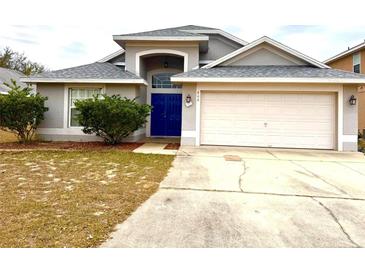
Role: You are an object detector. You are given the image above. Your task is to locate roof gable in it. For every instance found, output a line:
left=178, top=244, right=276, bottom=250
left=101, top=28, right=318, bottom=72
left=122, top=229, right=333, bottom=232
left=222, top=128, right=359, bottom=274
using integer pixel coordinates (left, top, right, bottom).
left=325, top=41, right=365, bottom=64
left=203, top=36, right=329, bottom=69
left=97, top=49, right=125, bottom=63
left=220, top=44, right=309, bottom=66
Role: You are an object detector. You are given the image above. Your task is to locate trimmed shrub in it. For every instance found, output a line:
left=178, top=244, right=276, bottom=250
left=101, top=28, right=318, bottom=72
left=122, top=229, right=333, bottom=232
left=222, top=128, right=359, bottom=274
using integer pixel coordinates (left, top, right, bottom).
left=0, top=80, right=48, bottom=143
left=75, top=94, right=151, bottom=144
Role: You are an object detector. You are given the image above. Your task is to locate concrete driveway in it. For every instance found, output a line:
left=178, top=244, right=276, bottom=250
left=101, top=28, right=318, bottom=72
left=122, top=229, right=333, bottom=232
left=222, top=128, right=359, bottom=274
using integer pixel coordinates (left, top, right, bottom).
left=102, top=146, right=365, bottom=248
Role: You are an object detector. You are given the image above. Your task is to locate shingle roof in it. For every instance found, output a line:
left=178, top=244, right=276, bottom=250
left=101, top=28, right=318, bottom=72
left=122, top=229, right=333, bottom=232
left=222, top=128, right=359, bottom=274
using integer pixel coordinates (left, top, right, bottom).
left=173, top=66, right=365, bottom=79
left=0, top=67, right=26, bottom=94
left=24, top=62, right=142, bottom=80
left=114, top=25, right=214, bottom=38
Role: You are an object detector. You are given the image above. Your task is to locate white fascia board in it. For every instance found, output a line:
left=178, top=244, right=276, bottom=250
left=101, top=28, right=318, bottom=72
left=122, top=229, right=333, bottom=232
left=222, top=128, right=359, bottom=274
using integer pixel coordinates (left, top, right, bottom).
left=112, top=35, right=209, bottom=41
left=20, top=78, right=148, bottom=85
left=97, top=49, right=125, bottom=63
left=182, top=29, right=248, bottom=45
left=324, top=42, right=365, bottom=64
left=199, top=60, right=215, bottom=65
left=171, top=77, right=365, bottom=84
left=203, top=36, right=330, bottom=69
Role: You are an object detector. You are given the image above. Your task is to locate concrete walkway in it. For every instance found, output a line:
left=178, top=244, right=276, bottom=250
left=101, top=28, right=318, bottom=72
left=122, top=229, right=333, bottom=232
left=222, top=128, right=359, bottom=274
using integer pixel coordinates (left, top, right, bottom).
left=102, top=146, right=365, bottom=248
left=133, top=143, right=178, bottom=155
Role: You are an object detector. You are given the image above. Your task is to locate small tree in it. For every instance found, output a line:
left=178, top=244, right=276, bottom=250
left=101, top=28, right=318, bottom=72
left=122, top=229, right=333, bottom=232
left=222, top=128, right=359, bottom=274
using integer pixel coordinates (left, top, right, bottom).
left=75, top=94, right=151, bottom=145
left=0, top=80, right=48, bottom=143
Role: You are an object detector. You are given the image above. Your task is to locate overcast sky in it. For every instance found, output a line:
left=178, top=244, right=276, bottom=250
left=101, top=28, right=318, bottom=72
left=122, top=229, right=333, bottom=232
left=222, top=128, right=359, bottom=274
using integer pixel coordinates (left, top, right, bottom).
left=1, top=0, right=365, bottom=70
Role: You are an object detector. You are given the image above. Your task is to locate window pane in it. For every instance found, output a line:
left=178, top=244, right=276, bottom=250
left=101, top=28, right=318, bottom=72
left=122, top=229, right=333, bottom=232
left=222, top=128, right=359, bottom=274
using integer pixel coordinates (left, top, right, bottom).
left=152, top=73, right=181, bottom=89
left=354, top=64, right=360, bottom=73
left=70, top=108, right=80, bottom=127
left=353, top=53, right=360, bottom=65
left=69, top=87, right=103, bottom=126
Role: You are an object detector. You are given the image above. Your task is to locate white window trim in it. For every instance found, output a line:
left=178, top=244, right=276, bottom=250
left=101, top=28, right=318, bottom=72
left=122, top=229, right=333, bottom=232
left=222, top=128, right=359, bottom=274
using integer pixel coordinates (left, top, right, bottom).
left=353, top=53, right=361, bottom=73
left=64, top=84, right=105, bottom=129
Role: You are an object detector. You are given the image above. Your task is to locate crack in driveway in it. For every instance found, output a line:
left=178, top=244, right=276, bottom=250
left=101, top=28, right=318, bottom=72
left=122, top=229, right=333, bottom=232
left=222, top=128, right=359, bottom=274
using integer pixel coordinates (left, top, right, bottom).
left=311, top=197, right=361, bottom=248
left=266, top=149, right=280, bottom=159
left=159, top=186, right=365, bottom=201
left=336, top=162, right=365, bottom=177
left=238, top=160, right=247, bottom=192
left=290, top=160, right=350, bottom=196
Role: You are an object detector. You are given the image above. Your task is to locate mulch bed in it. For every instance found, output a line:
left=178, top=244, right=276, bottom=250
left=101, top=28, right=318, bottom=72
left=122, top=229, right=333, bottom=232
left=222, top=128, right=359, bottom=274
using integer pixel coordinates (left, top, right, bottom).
left=164, top=143, right=180, bottom=150
left=0, top=141, right=144, bottom=151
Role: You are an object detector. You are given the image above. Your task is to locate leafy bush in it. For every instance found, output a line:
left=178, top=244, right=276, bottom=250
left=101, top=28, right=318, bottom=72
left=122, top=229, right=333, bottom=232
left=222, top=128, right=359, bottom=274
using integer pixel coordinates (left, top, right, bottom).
left=75, top=94, right=151, bottom=144
left=0, top=80, right=48, bottom=143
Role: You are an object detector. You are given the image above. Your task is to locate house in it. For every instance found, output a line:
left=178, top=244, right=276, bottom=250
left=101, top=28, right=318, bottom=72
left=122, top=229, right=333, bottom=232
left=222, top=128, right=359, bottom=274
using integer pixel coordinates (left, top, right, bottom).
left=21, top=25, right=365, bottom=151
left=0, top=67, right=26, bottom=94
left=325, top=41, right=365, bottom=135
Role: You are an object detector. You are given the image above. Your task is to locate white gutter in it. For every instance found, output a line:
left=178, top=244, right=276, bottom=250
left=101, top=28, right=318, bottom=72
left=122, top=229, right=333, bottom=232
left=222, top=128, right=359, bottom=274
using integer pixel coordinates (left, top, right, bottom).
left=171, top=77, right=365, bottom=84
left=112, top=36, right=209, bottom=41
left=20, top=78, right=148, bottom=85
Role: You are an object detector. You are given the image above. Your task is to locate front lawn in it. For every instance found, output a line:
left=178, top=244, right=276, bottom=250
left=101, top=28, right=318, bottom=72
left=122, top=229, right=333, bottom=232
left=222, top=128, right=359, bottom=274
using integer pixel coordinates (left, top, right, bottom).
left=0, top=150, right=174, bottom=247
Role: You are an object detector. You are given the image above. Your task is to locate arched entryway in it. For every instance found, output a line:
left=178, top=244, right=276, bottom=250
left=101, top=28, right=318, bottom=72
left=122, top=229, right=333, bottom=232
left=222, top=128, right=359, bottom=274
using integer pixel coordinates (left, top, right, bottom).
left=135, top=51, right=186, bottom=138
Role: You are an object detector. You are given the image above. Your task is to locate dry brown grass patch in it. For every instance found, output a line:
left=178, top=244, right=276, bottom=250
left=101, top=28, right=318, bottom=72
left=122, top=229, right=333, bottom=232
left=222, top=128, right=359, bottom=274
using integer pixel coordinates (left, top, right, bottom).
left=0, top=150, right=174, bottom=247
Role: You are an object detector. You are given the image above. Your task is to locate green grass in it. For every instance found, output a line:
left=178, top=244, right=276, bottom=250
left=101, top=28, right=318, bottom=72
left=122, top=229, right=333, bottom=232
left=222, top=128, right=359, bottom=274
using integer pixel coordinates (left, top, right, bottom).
left=0, top=150, right=174, bottom=247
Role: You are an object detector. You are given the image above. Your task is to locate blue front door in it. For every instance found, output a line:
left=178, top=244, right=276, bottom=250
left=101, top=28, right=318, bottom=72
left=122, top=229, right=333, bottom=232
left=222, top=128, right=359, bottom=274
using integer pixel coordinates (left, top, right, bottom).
left=151, top=94, right=182, bottom=136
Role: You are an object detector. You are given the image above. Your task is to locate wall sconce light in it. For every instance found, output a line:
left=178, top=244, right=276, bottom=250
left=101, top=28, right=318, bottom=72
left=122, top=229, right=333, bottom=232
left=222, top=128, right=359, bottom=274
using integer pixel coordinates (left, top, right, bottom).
left=164, top=61, right=169, bottom=68
left=185, top=94, right=193, bottom=108
left=349, top=95, right=357, bottom=106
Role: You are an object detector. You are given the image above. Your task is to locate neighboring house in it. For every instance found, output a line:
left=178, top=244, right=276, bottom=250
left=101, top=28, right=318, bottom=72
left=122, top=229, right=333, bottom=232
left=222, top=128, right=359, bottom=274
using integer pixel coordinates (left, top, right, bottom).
left=21, top=25, right=365, bottom=151
left=0, top=67, right=27, bottom=94
left=325, top=41, right=365, bottom=134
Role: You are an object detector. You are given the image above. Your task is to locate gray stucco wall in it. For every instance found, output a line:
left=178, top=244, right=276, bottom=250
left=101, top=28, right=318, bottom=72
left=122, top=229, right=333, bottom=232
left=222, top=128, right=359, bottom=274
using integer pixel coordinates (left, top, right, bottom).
left=199, top=34, right=241, bottom=61
left=226, top=48, right=301, bottom=66
left=343, top=84, right=358, bottom=151
left=105, top=84, right=138, bottom=98
left=125, top=42, right=199, bottom=75
left=222, top=44, right=308, bottom=66
left=36, top=83, right=144, bottom=142
left=37, top=83, right=65, bottom=128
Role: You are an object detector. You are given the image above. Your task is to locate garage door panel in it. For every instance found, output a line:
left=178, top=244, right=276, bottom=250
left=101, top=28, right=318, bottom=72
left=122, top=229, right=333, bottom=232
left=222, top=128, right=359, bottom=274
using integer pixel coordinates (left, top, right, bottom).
left=200, top=92, right=336, bottom=149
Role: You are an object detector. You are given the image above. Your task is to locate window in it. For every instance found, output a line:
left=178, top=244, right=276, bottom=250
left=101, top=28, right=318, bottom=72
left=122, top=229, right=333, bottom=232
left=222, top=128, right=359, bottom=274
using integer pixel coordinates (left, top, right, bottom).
left=152, top=73, right=181, bottom=89
left=69, top=87, right=103, bottom=127
left=353, top=53, right=361, bottom=73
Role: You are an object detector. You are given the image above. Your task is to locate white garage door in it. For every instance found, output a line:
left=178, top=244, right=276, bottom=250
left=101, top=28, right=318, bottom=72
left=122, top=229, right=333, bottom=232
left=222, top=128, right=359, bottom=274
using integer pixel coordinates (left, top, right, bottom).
left=200, top=92, right=336, bottom=149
